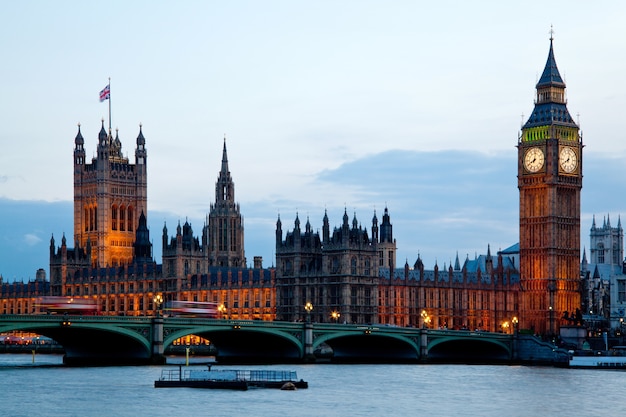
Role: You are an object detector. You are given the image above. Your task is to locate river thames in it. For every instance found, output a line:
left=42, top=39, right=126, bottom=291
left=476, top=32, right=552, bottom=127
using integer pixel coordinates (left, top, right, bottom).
left=0, top=354, right=623, bottom=417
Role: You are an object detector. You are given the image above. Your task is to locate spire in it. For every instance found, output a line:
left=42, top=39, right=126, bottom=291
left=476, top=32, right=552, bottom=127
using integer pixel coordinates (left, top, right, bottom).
left=75, top=123, right=84, bottom=146
left=522, top=32, right=577, bottom=130
left=221, top=136, right=229, bottom=174
left=536, top=32, right=565, bottom=89
left=136, top=124, right=145, bottom=146
left=215, top=136, right=235, bottom=203
left=98, top=119, right=108, bottom=144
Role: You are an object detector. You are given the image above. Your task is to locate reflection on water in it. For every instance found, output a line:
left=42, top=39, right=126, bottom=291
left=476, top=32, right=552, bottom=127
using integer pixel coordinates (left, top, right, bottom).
left=0, top=354, right=624, bottom=417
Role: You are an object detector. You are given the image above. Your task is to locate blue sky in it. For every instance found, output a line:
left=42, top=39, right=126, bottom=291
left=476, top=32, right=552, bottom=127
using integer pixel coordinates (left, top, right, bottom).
left=1, top=1, right=626, bottom=281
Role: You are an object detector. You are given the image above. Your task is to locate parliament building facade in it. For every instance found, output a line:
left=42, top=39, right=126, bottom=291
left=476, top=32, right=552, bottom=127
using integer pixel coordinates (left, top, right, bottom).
left=2, top=37, right=604, bottom=336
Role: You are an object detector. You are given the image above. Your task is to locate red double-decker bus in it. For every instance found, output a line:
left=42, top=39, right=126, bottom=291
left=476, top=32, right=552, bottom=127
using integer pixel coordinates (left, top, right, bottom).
left=165, top=301, right=218, bottom=317
left=36, top=297, right=98, bottom=315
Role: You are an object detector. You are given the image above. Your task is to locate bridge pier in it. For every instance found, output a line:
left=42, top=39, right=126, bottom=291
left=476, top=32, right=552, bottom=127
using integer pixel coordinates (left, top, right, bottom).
left=151, top=316, right=166, bottom=364
left=420, top=330, right=428, bottom=362
left=303, top=321, right=315, bottom=363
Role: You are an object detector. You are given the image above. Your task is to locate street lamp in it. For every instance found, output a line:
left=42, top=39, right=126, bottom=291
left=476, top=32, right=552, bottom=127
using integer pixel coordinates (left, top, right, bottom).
left=304, top=302, right=313, bottom=323
left=331, top=310, right=341, bottom=323
left=218, top=304, right=226, bottom=319
left=153, top=293, right=163, bottom=317
left=502, top=321, right=510, bottom=334
left=421, top=310, right=431, bottom=329
left=512, top=316, right=519, bottom=334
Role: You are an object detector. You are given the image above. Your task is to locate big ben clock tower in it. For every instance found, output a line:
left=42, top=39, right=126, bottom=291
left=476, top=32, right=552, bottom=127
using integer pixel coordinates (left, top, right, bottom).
left=518, top=34, right=582, bottom=335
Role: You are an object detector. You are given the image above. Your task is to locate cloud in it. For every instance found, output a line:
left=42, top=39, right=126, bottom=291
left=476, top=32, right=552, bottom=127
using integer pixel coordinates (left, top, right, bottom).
left=23, top=233, right=42, bottom=246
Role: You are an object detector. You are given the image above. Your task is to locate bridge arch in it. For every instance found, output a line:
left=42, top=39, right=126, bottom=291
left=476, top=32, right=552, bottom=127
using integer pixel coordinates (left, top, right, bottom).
left=0, top=316, right=153, bottom=365
left=164, top=322, right=305, bottom=363
left=427, top=334, right=511, bottom=363
left=313, top=330, right=420, bottom=363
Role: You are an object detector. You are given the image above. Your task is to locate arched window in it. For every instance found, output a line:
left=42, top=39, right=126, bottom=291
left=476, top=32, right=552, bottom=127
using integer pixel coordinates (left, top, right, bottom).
left=127, top=207, right=134, bottom=232
left=119, top=206, right=126, bottom=231
left=597, top=243, right=605, bottom=264
left=112, top=205, right=118, bottom=231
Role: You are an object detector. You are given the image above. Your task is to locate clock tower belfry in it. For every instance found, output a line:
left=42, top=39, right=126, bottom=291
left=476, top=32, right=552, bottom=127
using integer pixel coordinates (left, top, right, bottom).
left=518, top=35, right=583, bottom=335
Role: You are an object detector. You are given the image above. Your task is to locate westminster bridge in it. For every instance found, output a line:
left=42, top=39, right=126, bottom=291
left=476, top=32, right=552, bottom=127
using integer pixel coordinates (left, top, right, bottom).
left=0, top=315, right=568, bottom=366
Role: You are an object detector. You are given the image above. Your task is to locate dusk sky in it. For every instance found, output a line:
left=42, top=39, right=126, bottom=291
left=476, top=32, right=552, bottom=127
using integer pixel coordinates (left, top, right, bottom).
left=1, top=1, right=625, bottom=281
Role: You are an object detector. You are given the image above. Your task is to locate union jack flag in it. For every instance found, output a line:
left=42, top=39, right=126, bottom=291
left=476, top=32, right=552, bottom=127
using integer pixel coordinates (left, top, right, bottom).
left=99, top=84, right=110, bottom=102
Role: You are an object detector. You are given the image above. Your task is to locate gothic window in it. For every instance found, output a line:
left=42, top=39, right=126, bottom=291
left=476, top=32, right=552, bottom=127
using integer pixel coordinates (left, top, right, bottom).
left=184, top=260, right=189, bottom=276
left=364, top=259, right=370, bottom=276
left=126, top=206, right=135, bottom=232
left=597, top=243, right=605, bottom=264
left=112, top=205, right=118, bottom=231
left=331, top=257, right=340, bottom=274
left=127, top=207, right=134, bottom=232
left=119, top=206, right=126, bottom=231
left=613, top=244, right=620, bottom=265
left=89, top=207, right=94, bottom=231
left=84, top=208, right=89, bottom=232
left=351, top=257, right=357, bottom=275
left=618, top=280, right=626, bottom=303
left=265, top=289, right=271, bottom=308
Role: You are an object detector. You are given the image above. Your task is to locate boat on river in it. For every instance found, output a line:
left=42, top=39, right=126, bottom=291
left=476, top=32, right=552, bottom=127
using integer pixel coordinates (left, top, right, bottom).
left=569, top=346, right=626, bottom=369
left=154, top=365, right=308, bottom=390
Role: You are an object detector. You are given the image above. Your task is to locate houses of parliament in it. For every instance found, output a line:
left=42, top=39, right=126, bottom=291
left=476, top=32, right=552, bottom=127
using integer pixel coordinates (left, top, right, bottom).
left=0, top=38, right=594, bottom=336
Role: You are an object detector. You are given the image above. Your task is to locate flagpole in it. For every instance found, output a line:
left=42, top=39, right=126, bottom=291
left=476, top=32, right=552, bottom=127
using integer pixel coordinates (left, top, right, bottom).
left=108, top=77, right=112, bottom=134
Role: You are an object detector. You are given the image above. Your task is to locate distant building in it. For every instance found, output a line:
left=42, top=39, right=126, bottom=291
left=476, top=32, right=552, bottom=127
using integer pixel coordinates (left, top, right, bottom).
left=581, top=214, right=626, bottom=330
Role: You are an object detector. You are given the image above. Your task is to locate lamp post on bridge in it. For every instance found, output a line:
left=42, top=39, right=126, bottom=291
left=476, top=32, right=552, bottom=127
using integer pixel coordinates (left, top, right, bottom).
left=218, top=304, right=227, bottom=320
left=421, top=310, right=431, bottom=329
left=501, top=321, right=510, bottom=334
left=153, top=293, right=163, bottom=317
left=151, top=293, right=166, bottom=364
left=305, top=302, right=313, bottom=323
left=304, top=302, right=315, bottom=362
left=331, top=310, right=341, bottom=324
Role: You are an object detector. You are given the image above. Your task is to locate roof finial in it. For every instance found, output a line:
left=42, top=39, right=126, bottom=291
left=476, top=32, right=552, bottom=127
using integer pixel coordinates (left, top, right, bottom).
left=549, top=24, right=554, bottom=41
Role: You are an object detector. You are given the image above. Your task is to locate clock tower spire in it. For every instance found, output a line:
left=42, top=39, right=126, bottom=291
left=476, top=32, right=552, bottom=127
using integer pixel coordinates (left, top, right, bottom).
left=518, top=34, right=583, bottom=335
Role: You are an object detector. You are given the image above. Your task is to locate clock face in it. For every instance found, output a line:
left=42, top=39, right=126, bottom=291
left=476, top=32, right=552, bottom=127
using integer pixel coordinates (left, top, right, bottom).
left=524, top=147, right=544, bottom=173
left=559, top=147, right=577, bottom=173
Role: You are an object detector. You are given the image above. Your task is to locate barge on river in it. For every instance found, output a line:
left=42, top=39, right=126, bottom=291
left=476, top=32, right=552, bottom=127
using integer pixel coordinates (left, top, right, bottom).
left=569, top=346, right=626, bottom=369
left=155, top=365, right=308, bottom=390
